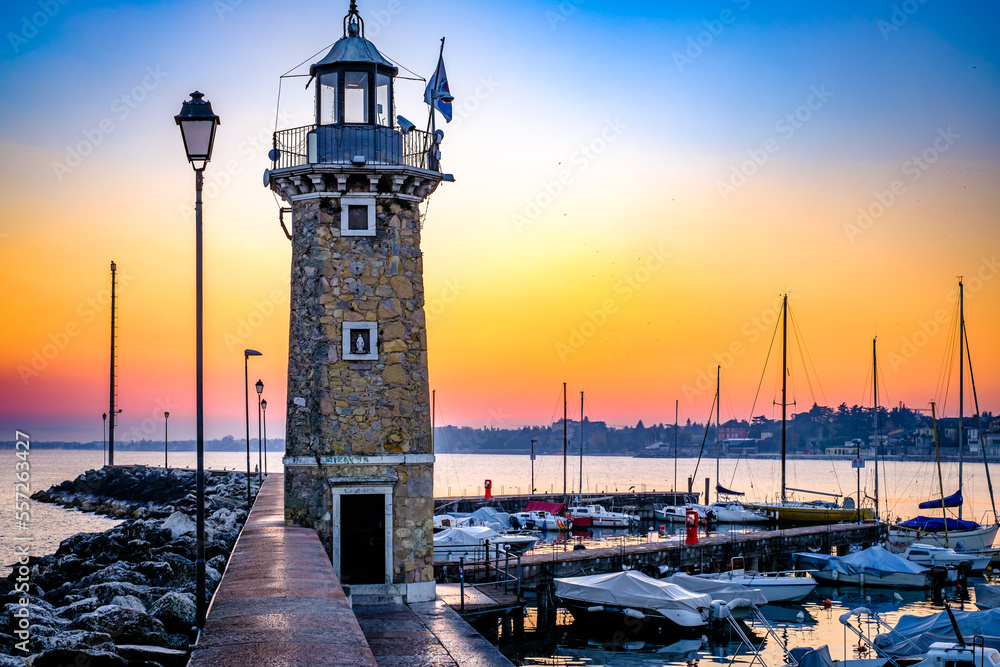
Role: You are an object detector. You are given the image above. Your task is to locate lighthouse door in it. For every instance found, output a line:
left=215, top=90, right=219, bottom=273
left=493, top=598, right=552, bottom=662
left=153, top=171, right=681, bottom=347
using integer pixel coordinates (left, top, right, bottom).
left=340, top=493, right=386, bottom=584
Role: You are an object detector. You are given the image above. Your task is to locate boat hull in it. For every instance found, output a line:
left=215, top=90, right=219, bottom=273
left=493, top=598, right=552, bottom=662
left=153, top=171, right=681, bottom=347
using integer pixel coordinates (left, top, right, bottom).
left=560, top=598, right=707, bottom=633
left=811, top=569, right=928, bottom=589
left=698, top=572, right=817, bottom=603
left=887, top=524, right=999, bottom=553
left=744, top=503, right=874, bottom=524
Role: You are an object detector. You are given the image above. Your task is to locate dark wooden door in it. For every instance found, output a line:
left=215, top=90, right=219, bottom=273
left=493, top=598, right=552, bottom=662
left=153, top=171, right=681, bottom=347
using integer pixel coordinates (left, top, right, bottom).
left=340, top=494, right=386, bottom=585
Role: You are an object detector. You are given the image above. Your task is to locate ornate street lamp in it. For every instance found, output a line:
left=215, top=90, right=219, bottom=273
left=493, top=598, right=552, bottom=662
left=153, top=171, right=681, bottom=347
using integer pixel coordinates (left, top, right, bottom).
left=255, top=379, right=264, bottom=483
left=175, top=90, right=220, bottom=631
left=244, top=349, right=262, bottom=508
left=261, top=399, right=268, bottom=476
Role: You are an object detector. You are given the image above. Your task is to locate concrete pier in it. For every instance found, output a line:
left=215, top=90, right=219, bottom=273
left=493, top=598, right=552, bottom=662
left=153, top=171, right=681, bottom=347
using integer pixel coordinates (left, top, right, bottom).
left=190, top=473, right=513, bottom=666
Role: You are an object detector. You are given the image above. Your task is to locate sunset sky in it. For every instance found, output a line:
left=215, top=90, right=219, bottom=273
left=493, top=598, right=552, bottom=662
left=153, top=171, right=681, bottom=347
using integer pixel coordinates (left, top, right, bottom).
left=1, top=1, right=998, bottom=443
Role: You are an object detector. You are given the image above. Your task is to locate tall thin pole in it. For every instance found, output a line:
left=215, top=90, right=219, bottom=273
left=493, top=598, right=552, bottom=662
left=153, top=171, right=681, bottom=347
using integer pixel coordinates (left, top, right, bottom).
left=781, top=294, right=788, bottom=503
left=164, top=412, right=169, bottom=468
left=262, top=401, right=268, bottom=476
left=931, top=401, right=949, bottom=546
left=856, top=437, right=861, bottom=514
left=873, top=337, right=880, bottom=521
left=563, top=382, right=567, bottom=499
left=530, top=439, right=537, bottom=495
left=673, top=400, right=678, bottom=495
left=194, top=168, right=206, bottom=629
left=958, top=278, right=965, bottom=519
left=102, top=413, right=107, bottom=467
left=431, top=389, right=436, bottom=454
left=715, top=365, right=721, bottom=503
left=244, top=356, right=252, bottom=509
left=579, top=391, right=584, bottom=497
left=108, top=261, right=117, bottom=466
left=257, top=390, right=263, bottom=483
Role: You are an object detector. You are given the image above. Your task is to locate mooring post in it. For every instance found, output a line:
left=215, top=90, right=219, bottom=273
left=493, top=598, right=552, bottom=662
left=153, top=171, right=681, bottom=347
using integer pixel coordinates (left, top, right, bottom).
left=459, top=556, right=465, bottom=613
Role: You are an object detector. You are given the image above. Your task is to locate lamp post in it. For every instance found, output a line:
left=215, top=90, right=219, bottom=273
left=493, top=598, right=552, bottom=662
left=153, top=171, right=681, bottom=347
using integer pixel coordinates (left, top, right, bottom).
left=255, top=379, right=263, bottom=483
left=164, top=411, right=170, bottom=468
left=102, top=413, right=107, bottom=467
left=261, top=399, right=268, bottom=476
left=244, top=349, right=262, bottom=508
left=175, top=90, right=220, bottom=630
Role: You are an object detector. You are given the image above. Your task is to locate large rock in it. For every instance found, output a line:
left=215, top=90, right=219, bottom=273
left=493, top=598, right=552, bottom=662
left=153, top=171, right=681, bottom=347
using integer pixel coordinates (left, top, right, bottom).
left=0, top=653, right=26, bottom=667
left=149, top=592, right=195, bottom=633
left=33, top=628, right=114, bottom=652
left=25, top=648, right=125, bottom=667
left=110, top=595, right=146, bottom=613
left=55, top=597, right=102, bottom=620
left=71, top=605, right=167, bottom=645
left=160, top=512, right=196, bottom=539
left=117, top=643, right=189, bottom=667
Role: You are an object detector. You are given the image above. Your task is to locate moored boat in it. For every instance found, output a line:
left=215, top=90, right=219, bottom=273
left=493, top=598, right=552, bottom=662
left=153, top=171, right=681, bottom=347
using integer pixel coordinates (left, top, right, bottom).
left=695, top=564, right=817, bottom=603
left=433, top=525, right=539, bottom=561
left=555, top=570, right=712, bottom=632
left=801, top=545, right=930, bottom=588
left=663, top=572, right=766, bottom=620
left=512, top=509, right=571, bottom=531
left=568, top=504, right=637, bottom=528
left=704, top=501, right=770, bottom=524
left=887, top=516, right=1000, bottom=554
left=898, top=543, right=991, bottom=571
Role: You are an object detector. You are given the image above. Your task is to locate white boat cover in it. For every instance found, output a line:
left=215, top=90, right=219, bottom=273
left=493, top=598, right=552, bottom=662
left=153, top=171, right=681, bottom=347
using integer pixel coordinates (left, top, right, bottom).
left=467, top=507, right=514, bottom=530
left=555, top=571, right=712, bottom=617
left=788, top=646, right=834, bottom=667
left=821, top=546, right=927, bottom=577
left=664, top=573, right=768, bottom=606
left=433, top=526, right=499, bottom=547
left=874, top=608, right=1000, bottom=656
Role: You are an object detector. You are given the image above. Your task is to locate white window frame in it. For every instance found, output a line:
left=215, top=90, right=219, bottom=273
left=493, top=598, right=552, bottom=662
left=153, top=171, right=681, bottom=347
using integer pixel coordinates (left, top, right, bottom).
left=340, top=196, right=376, bottom=236
left=343, top=321, right=378, bottom=361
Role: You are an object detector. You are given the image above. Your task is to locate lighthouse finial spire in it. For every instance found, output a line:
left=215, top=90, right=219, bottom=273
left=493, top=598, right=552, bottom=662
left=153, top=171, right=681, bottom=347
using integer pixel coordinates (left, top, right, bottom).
left=344, top=1, right=364, bottom=38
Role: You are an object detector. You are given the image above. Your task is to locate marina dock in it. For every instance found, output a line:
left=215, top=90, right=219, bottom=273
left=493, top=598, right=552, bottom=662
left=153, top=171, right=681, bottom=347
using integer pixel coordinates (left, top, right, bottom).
left=190, top=474, right=513, bottom=667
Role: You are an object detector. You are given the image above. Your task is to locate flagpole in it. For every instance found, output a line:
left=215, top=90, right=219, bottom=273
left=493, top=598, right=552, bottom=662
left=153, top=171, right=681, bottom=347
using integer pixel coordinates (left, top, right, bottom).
left=426, top=36, right=447, bottom=136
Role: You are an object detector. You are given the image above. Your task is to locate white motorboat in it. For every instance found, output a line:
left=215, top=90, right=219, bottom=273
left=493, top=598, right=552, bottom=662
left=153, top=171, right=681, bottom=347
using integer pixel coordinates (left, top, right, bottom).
left=555, top=570, right=712, bottom=631
left=696, top=567, right=817, bottom=603
left=568, top=504, right=637, bottom=528
left=654, top=504, right=706, bottom=523
left=433, top=526, right=539, bottom=561
left=663, top=572, right=767, bottom=621
left=704, top=501, right=770, bottom=524
left=898, top=544, right=991, bottom=571
left=512, top=509, right=572, bottom=531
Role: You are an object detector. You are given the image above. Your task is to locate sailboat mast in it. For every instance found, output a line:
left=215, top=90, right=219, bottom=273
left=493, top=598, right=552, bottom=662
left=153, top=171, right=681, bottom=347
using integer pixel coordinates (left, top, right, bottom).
left=716, top=365, right=721, bottom=503
left=873, top=337, right=880, bottom=522
left=673, top=399, right=679, bottom=496
left=781, top=294, right=788, bottom=503
left=931, top=401, right=950, bottom=547
left=579, top=391, right=584, bottom=497
left=563, top=382, right=567, bottom=499
left=959, top=278, right=965, bottom=519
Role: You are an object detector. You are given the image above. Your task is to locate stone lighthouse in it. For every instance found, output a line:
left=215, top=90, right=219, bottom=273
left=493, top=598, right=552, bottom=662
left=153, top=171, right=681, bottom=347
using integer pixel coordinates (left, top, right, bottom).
left=267, top=2, right=448, bottom=603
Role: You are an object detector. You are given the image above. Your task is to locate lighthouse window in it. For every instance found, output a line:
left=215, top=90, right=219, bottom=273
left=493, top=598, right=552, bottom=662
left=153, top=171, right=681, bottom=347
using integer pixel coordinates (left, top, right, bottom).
left=340, top=196, right=376, bottom=236
left=376, top=73, right=390, bottom=126
left=345, top=71, right=370, bottom=123
left=319, top=72, right=339, bottom=125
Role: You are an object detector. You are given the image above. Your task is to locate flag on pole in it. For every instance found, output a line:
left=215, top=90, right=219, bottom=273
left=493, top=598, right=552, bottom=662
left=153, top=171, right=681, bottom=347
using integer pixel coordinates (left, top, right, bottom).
left=424, top=51, right=453, bottom=122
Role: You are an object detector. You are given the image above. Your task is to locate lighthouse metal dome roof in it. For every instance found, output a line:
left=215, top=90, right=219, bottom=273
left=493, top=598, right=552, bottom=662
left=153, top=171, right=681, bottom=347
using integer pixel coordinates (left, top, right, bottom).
left=309, top=6, right=398, bottom=76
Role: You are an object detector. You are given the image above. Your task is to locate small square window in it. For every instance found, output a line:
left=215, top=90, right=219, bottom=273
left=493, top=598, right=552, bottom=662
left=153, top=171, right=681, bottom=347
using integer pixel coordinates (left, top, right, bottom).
left=343, top=322, right=378, bottom=361
left=340, top=197, right=376, bottom=236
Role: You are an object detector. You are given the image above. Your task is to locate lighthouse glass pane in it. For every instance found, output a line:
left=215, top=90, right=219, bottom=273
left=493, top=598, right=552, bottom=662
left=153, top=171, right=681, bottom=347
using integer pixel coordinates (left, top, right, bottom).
left=319, top=72, right=338, bottom=125
left=376, top=73, right=390, bottom=126
left=345, top=71, right=369, bottom=123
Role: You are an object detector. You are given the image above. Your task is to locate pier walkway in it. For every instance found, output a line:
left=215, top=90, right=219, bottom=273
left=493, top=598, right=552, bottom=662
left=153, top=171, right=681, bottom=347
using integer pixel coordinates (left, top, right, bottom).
left=189, top=473, right=513, bottom=667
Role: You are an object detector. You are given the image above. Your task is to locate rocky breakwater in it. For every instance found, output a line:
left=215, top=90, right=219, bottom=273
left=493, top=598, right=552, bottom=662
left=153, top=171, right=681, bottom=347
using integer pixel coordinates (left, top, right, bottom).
left=0, top=466, right=261, bottom=667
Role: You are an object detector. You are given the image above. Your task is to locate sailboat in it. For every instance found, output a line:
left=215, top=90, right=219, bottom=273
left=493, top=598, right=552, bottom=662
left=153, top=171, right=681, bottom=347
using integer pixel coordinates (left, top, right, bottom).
left=887, top=281, right=999, bottom=552
left=743, top=294, right=875, bottom=524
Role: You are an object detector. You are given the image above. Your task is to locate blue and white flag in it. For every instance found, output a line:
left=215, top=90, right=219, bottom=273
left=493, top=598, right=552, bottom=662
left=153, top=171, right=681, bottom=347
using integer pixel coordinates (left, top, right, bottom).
left=424, top=53, right=453, bottom=122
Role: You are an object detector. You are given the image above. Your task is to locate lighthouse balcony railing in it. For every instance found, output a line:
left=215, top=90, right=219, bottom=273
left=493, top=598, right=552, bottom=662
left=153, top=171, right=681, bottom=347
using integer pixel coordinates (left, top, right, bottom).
left=271, top=124, right=440, bottom=172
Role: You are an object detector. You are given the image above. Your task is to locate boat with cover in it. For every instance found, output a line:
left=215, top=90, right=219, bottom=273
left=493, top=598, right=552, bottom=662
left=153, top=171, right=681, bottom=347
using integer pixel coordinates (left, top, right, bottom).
left=872, top=607, right=1000, bottom=658
left=432, top=526, right=539, bottom=561
left=703, top=499, right=770, bottom=524
left=555, top=570, right=712, bottom=631
left=795, top=545, right=929, bottom=588
left=568, top=504, right=637, bottom=528
left=888, top=515, right=999, bottom=554
left=514, top=500, right=573, bottom=531
left=663, top=572, right=767, bottom=620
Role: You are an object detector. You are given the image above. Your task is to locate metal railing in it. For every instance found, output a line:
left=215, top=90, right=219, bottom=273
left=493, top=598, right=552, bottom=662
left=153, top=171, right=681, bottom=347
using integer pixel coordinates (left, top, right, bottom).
left=270, top=124, right=440, bottom=172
